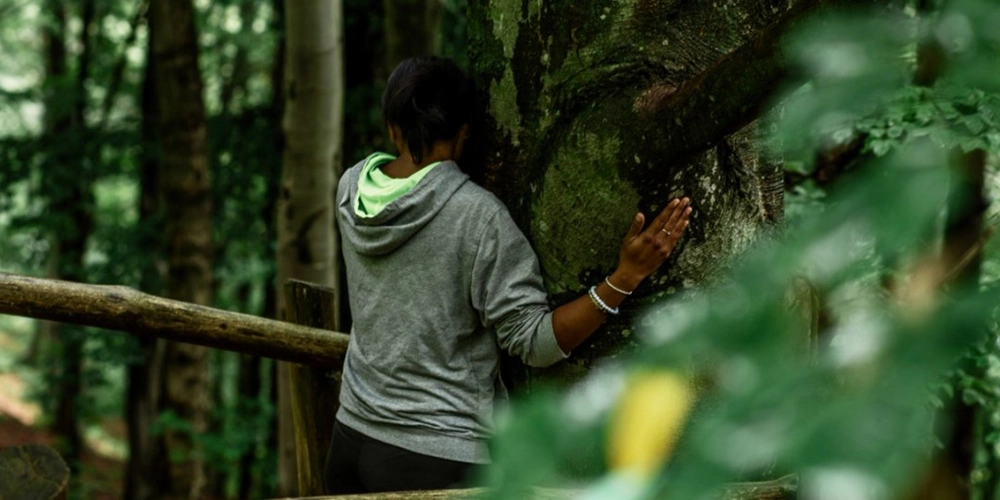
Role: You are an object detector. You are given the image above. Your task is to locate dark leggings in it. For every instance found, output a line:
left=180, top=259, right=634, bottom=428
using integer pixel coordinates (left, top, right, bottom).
left=323, top=420, right=476, bottom=494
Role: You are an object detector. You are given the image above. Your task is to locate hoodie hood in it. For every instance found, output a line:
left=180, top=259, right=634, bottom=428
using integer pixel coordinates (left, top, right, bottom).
left=338, top=159, right=469, bottom=256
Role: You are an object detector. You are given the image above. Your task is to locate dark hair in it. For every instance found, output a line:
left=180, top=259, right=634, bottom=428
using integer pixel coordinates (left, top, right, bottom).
left=382, top=56, right=474, bottom=164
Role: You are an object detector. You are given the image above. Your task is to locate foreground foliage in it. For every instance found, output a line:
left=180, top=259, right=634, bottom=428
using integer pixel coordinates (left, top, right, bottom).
left=484, top=1, right=1000, bottom=498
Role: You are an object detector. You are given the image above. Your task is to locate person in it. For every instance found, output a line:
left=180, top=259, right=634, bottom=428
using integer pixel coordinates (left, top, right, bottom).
left=324, top=56, right=692, bottom=494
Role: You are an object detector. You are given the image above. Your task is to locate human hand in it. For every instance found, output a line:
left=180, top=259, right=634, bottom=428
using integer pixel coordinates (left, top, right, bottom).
left=611, top=198, right=692, bottom=291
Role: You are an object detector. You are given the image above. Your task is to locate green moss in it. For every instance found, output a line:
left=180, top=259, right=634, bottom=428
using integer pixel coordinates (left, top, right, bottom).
left=488, top=0, right=522, bottom=59
left=489, top=66, right=522, bottom=145
left=531, top=128, right=641, bottom=294
left=528, top=0, right=542, bottom=20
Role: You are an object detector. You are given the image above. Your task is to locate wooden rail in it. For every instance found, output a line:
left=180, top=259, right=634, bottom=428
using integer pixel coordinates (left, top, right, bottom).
left=0, top=272, right=350, bottom=366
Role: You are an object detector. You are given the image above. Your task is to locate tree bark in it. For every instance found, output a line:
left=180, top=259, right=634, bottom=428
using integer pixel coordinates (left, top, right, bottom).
left=149, top=0, right=214, bottom=496
left=276, top=0, right=344, bottom=495
left=41, top=0, right=96, bottom=472
left=124, top=21, right=169, bottom=499
left=254, top=3, right=285, bottom=497
left=236, top=352, right=263, bottom=498
left=467, top=0, right=795, bottom=388
left=383, top=0, right=443, bottom=70
left=39, top=0, right=71, bottom=457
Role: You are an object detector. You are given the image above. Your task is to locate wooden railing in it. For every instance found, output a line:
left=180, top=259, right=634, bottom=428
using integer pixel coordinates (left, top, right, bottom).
left=0, top=272, right=798, bottom=499
left=0, top=272, right=349, bottom=365
left=0, top=272, right=347, bottom=495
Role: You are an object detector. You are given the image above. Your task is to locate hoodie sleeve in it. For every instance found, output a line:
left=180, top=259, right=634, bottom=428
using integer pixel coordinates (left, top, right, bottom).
left=471, top=208, right=569, bottom=368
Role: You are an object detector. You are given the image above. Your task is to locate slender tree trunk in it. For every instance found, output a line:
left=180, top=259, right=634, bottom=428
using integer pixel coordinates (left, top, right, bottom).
left=149, top=0, right=214, bottom=497
left=383, top=0, right=443, bottom=69
left=25, top=0, right=72, bottom=367
left=242, top=3, right=285, bottom=495
left=98, top=0, right=148, bottom=130
left=938, top=149, right=988, bottom=499
left=275, top=0, right=344, bottom=495
left=220, top=0, right=259, bottom=113
left=900, top=3, right=989, bottom=492
left=468, top=0, right=793, bottom=388
left=124, top=17, right=168, bottom=500
left=236, top=353, right=262, bottom=498
left=43, top=0, right=96, bottom=471
left=39, top=0, right=71, bottom=455
left=342, top=0, right=385, bottom=167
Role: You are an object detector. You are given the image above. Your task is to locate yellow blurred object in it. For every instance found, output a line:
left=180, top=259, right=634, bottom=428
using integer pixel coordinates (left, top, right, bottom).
left=607, top=371, right=695, bottom=477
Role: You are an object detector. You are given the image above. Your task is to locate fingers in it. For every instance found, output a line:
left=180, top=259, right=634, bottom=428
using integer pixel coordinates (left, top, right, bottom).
left=656, top=201, right=692, bottom=257
left=664, top=219, right=689, bottom=248
left=660, top=198, right=690, bottom=233
left=618, top=200, right=692, bottom=278
left=665, top=207, right=692, bottom=237
left=625, top=212, right=645, bottom=241
left=646, top=199, right=681, bottom=236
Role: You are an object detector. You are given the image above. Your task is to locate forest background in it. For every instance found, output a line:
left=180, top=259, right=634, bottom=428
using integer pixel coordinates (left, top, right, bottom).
left=0, top=0, right=999, bottom=499
left=0, top=0, right=465, bottom=497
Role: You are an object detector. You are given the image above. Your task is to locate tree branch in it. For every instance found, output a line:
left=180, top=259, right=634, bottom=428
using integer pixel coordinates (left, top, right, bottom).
left=0, top=272, right=349, bottom=366
left=634, top=0, right=880, bottom=169
left=784, top=133, right=868, bottom=188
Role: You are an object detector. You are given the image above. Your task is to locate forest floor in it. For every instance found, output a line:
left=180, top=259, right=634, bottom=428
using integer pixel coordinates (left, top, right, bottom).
left=0, top=328, right=124, bottom=499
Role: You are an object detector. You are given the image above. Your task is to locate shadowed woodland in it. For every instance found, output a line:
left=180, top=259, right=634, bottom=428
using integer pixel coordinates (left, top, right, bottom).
left=1, top=0, right=1000, bottom=499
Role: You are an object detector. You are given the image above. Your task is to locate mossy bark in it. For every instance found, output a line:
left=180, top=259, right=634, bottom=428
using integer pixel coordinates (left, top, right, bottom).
left=467, top=0, right=793, bottom=387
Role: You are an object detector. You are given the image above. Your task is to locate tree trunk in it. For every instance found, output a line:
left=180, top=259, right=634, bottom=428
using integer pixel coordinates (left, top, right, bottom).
left=903, top=3, right=988, bottom=492
left=237, top=352, right=263, bottom=498
left=937, top=148, right=988, bottom=499
left=276, top=0, right=344, bottom=495
left=24, top=0, right=72, bottom=367
left=42, top=0, right=96, bottom=471
left=342, top=0, right=385, bottom=182
left=383, top=0, right=443, bottom=69
left=253, top=4, right=284, bottom=496
left=149, top=0, right=214, bottom=497
left=467, top=0, right=791, bottom=388
left=124, top=17, right=167, bottom=499
left=220, top=0, right=259, bottom=113
left=39, top=0, right=71, bottom=458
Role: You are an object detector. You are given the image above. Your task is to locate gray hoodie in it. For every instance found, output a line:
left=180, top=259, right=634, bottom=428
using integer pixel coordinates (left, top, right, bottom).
left=335, top=159, right=568, bottom=464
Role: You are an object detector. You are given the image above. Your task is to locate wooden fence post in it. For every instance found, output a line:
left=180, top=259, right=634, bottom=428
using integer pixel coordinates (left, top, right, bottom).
left=283, top=279, right=343, bottom=495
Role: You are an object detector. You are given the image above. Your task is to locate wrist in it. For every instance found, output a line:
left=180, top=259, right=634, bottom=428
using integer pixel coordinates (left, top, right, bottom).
left=610, top=268, right=644, bottom=292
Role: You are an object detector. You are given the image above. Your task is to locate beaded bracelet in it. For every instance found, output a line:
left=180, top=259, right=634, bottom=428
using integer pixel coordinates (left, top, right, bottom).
left=588, top=285, right=620, bottom=315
